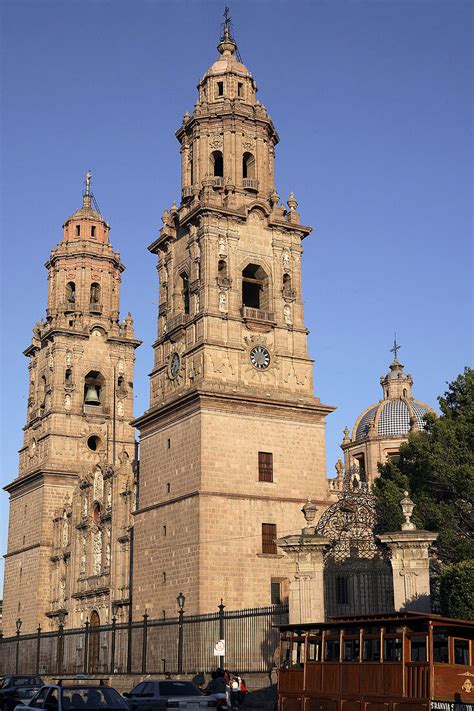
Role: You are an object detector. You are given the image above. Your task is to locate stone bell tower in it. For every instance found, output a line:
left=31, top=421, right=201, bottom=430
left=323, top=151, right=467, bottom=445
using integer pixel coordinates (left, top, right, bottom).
left=132, top=23, right=334, bottom=618
left=3, top=175, right=140, bottom=635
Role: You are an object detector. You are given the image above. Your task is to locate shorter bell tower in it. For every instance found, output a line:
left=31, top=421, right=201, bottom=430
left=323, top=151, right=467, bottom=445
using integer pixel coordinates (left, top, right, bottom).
left=3, top=175, right=140, bottom=635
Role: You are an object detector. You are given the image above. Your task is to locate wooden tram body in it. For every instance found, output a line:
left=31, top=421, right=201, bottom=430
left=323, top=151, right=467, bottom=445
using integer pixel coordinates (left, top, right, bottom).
left=277, top=613, right=473, bottom=711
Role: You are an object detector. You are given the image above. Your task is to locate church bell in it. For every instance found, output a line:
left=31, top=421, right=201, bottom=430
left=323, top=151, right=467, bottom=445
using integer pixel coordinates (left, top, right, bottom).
left=84, top=384, right=100, bottom=405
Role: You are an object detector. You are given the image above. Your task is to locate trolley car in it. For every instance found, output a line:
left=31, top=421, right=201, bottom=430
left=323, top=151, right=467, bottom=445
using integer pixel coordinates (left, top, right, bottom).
left=277, top=612, right=473, bottom=711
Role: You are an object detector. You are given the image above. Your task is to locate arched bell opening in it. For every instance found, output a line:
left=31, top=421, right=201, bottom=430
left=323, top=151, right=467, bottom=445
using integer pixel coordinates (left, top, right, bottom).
left=90, top=282, right=101, bottom=304
left=210, top=150, right=224, bottom=177
left=242, top=263, right=270, bottom=311
left=218, top=259, right=227, bottom=278
left=84, top=371, right=105, bottom=408
left=242, top=152, right=255, bottom=180
left=66, top=281, right=76, bottom=304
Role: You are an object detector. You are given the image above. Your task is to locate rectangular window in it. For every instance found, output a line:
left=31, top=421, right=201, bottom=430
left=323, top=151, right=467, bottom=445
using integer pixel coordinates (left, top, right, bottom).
left=75, top=225, right=80, bottom=236
left=262, top=523, right=277, bottom=554
left=433, top=633, right=449, bottom=663
left=91, top=225, right=96, bottom=237
left=258, top=451, right=273, bottom=482
left=410, top=636, right=427, bottom=662
left=271, top=580, right=281, bottom=605
left=217, top=81, right=224, bottom=96
left=454, top=639, right=470, bottom=665
left=336, top=575, right=349, bottom=604
left=238, top=82, right=243, bottom=97
left=384, top=637, right=402, bottom=662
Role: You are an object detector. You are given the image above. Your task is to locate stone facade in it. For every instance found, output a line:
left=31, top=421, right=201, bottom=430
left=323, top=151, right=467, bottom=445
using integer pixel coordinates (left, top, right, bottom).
left=3, top=177, right=140, bottom=636
left=132, top=27, right=334, bottom=618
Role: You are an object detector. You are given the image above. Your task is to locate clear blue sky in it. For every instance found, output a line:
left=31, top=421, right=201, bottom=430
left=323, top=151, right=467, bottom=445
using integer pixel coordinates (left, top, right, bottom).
left=0, top=0, right=472, bottom=588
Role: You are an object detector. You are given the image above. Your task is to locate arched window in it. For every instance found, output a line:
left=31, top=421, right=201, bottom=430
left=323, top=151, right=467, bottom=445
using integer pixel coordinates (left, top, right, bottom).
left=242, top=263, right=269, bottom=311
left=90, top=282, right=101, bottom=304
left=65, top=369, right=73, bottom=386
left=210, top=151, right=224, bottom=177
left=66, top=282, right=76, bottom=304
left=403, top=388, right=407, bottom=398
left=242, top=152, right=255, bottom=180
left=218, top=259, right=227, bottom=278
left=39, top=375, right=47, bottom=408
left=84, top=370, right=104, bottom=407
left=181, top=273, right=190, bottom=315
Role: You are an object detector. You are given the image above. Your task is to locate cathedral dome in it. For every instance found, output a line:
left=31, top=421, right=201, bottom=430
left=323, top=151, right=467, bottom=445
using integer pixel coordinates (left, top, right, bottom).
left=351, top=355, right=434, bottom=442
left=354, top=398, right=433, bottom=442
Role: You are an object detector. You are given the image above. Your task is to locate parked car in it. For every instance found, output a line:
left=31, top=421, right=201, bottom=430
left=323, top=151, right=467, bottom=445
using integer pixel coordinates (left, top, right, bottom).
left=13, top=684, right=129, bottom=711
left=0, top=678, right=44, bottom=711
left=124, top=681, right=218, bottom=711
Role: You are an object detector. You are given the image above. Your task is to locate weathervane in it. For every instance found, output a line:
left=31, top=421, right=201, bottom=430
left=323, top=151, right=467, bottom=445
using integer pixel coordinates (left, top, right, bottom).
left=85, top=171, right=92, bottom=196
left=223, top=6, right=231, bottom=32
left=390, top=333, right=401, bottom=361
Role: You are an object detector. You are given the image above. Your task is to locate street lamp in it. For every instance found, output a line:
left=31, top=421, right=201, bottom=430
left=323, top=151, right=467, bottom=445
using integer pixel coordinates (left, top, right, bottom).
left=57, top=610, right=66, bottom=675
left=177, top=593, right=185, bottom=674
left=15, top=618, right=22, bottom=674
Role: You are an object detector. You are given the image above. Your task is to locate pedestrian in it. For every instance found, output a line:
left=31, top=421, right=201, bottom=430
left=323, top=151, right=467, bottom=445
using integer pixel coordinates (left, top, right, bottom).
left=238, top=678, right=248, bottom=707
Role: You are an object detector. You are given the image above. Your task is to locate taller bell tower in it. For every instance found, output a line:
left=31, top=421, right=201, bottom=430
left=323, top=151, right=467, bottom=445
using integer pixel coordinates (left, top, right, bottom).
left=3, top=176, right=140, bottom=635
left=133, top=24, right=334, bottom=617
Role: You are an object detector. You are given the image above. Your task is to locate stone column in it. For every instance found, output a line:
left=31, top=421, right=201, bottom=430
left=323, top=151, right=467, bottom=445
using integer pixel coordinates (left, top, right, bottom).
left=378, top=491, right=438, bottom=613
left=277, top=500, right=330, bottom=624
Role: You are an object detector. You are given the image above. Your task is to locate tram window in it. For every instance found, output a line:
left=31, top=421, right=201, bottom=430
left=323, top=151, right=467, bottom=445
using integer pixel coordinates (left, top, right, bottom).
left=384, top=637, right=402, bottom=662
left=362, top=638, right=381, bottom=661
left=308, top=639, right=321, bottom=662
left=343, top=639, right=360, bottom=662
left=433, top=633, right=449, bottom=663
left=291, top=640, right=305, bottom=668
left=410, top=636, right=427, bottom=662
left=280, top=639, right=291, bottom=669
left=454, top=639, right=470, bottom=665
left=325, top=639, right=340, bottom=662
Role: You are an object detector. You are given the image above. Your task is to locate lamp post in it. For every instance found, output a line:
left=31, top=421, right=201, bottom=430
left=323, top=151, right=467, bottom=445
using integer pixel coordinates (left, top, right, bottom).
left=177, top=593, right=185, bottom=675
left=15, top=618, right=22, bottom=674
left=57, top=610, right=66, bottom=675
left=218, top=599, right=225, bottom=669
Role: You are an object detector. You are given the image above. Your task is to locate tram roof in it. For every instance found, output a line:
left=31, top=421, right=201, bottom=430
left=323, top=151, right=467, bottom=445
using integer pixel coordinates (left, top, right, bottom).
left=278, top=611, right=474, bottom=632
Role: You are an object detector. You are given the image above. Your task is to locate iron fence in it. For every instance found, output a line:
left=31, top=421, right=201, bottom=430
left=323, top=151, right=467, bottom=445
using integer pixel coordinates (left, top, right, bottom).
left=0, top=603, right=288, bottom=676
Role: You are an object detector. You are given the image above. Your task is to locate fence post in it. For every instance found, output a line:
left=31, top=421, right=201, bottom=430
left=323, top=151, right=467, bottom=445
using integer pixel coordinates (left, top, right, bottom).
left=110, top=615, right=117, bottom=675
left=218, top=599, right=225, bottom=669
left=83, top=619, right=90, bottom=674
left=36, top=625, right=42, bottom=676
left=141, top=611, right=148, bottom=674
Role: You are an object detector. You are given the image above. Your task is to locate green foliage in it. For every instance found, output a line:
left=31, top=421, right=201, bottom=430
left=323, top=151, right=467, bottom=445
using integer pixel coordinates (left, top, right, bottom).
left=439, top=560, right=474, bottom=620
left=374, top=368, right=474, bottom=565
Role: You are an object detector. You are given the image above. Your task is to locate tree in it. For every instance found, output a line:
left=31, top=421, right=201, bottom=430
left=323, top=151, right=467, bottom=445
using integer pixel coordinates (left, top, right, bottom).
left=439, top=561, right=474, bottom=620
left=374, top=368, right=474, bottom=566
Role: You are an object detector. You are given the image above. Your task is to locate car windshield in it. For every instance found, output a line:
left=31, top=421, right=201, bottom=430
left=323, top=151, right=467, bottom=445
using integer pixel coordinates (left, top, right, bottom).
left=158, top=683, right=201, bottom=697
left=61, top=688, right=128, bottom=709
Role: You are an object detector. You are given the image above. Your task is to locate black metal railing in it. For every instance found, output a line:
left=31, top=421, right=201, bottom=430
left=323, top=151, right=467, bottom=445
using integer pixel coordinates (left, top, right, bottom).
left=0, top=602, right=288, bottom=675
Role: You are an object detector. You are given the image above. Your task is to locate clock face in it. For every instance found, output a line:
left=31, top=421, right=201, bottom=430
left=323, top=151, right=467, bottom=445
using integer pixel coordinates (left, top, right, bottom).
left=170, top=352, right=181, bottom=379
left=250, top=345, right=271, bottom=370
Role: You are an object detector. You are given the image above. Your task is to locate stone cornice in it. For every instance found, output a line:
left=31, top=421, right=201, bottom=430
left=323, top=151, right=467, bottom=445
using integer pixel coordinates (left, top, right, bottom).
left=133, top=386, right=335, bottom=432
left=4, top=468, right=78, bottom=495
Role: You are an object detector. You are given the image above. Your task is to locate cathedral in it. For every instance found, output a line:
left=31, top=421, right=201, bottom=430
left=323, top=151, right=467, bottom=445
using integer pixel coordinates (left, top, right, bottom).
left=2, top=22, right=434, bottom=636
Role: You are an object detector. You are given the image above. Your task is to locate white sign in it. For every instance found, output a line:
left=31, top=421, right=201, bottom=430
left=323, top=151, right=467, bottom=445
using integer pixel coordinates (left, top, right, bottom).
left=213, top=639, right=225, bottom=656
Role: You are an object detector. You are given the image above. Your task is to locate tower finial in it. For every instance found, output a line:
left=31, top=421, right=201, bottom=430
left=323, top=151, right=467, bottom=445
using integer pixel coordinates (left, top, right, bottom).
left=218, top=6, right=237, bottom=56
left=390, top=332, right=401, bottom=361
left=83, top=171, right=92, bottom=209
